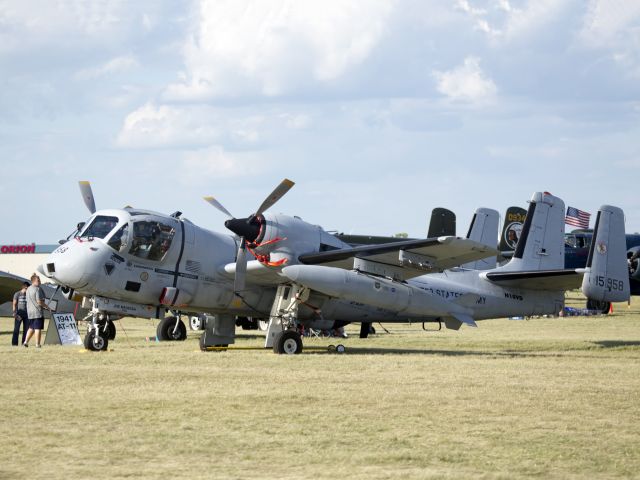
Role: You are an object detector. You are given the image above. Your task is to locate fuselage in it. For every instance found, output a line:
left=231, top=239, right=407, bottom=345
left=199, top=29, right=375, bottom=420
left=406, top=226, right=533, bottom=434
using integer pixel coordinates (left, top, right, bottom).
left=40, top=208, right=566, bottom=326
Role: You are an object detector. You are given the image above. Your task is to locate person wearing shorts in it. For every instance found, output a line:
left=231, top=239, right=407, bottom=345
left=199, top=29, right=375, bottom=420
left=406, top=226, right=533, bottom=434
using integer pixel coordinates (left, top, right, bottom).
left=23, top=274, right=50, bottom=348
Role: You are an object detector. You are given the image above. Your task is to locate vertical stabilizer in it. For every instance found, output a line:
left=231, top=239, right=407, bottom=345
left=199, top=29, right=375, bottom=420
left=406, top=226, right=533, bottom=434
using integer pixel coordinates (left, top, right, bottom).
left=428, top=208, right=456, bottom=237
left=463, top=208, right=499, bottom=270
left=498, top=192, right=565, bottom=272
left=499, top=206, right=527, bottom=252
left=581, top=206, right=630, bottom=302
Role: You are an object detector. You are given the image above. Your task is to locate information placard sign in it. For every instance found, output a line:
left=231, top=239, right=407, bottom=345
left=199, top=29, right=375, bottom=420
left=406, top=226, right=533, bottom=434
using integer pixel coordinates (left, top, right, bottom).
left=45, top=313, right=82, bottom=345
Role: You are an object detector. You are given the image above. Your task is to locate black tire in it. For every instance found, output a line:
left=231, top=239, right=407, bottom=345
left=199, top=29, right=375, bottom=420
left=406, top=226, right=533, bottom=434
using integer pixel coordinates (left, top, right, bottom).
left=190, top=315, right=204, bottom=331
left=105, top=320, right=116, bottom=340
left=586, top=299, right=611, bottom=314
left=84, top=330, right=108, bottom=351
left=273, top=330, right=303, bottom=355
left=360, top=322, right=371, bottom=339
left=237, top=317, right=258, bottom=330
left=84, top=331, right=96, bottom=351
left=157, top=316, right=187, bottom=341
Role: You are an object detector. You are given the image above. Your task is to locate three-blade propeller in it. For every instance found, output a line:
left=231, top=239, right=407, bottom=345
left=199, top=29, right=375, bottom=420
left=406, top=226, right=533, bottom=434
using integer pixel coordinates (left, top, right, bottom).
left=204, top=178, right=295, bottom=293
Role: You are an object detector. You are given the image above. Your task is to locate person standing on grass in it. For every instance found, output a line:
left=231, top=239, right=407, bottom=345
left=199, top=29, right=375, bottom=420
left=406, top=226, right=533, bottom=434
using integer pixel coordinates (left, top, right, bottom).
left=23, top=274, right=50, bottom=348
left=11, top=281, right=30, bottom=346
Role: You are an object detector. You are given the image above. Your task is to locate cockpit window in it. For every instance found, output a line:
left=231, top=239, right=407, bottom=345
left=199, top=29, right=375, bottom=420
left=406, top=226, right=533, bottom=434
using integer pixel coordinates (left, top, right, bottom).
left=129, top=221, right=175, bottom=261
left=80, top=216, right=119, bottom=240
left=107, top=224, right=129, bottom=252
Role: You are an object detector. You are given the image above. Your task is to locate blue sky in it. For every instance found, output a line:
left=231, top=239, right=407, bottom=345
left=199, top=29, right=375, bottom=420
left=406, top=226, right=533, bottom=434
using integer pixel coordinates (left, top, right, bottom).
left=2, top=0, right=639, bottom=243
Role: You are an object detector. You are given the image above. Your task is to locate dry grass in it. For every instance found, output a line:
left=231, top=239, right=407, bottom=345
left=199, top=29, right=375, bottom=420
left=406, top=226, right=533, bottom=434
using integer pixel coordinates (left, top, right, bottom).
left=1, top=294, right=639, bottom=479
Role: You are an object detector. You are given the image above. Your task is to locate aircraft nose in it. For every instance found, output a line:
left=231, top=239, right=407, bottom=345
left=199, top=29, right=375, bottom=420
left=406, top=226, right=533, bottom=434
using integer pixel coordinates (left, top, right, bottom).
left=44, top=240, right=103, bottom=289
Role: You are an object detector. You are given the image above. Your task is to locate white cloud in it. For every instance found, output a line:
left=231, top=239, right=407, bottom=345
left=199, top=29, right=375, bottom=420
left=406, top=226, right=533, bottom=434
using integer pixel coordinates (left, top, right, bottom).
left=454, top=0, right=575, bottom=43
left=433, top=56, right=497, bottom=103
left=579, top=0, right=640, bottom=77
left=116, top=102, right=313, bottom=149
left=165, top=0, right=394, bottom=100
left=116, top=103, right=223, bottom=149
left=179, top=147, right=265, bottom=185
left=0, top=2, right=143, bottom=53
left=581, top=0, right=640, bottom=45
left=74, top=54, right=139, bottom=80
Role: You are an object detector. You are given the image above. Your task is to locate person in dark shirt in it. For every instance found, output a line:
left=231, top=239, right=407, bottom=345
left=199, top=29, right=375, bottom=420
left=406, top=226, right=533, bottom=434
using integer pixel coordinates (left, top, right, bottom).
left=12, top=281, right=30, bottom=346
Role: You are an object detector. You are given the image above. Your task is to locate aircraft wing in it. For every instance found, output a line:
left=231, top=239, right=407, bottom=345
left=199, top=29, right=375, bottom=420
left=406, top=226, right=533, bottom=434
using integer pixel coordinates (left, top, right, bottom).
left=298, top=236, right=498, bottom=280
left=482, top=269, right=583, bottom=291
left=0, top=271, right=28, bottom=305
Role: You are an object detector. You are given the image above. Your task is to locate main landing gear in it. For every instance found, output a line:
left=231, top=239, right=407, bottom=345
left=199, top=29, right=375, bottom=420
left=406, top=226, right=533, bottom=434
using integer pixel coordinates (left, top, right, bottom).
left=198, top=284, right=308, bottom=354
left=156, top=315, right=187, bottom=341
left=264, top=284, right=308, bottom=355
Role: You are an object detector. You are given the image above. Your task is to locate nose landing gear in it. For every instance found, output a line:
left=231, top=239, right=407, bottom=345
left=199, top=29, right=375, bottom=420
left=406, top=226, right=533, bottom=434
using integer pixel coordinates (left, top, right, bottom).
left=83, top=311, right=114, bottom=351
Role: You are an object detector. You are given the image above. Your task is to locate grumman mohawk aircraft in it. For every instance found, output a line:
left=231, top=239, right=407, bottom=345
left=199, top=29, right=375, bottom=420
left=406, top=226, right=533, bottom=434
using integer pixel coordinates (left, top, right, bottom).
left=39, top=182, right=628, bottom=354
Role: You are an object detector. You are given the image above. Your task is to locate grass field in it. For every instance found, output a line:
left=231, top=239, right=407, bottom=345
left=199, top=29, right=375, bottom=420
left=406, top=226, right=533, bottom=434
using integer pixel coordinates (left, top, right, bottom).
left=1, top=294, right=639, bottom=479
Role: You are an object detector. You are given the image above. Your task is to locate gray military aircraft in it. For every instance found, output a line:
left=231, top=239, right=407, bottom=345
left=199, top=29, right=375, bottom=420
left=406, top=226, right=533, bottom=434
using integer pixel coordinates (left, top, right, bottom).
left=280, top=192, right=629, bottom=337
left=38, top=180, right=497, bottom=352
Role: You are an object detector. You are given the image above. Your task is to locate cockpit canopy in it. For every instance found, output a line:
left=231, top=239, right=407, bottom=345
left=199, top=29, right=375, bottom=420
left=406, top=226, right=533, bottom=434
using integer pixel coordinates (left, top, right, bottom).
left=78, top=211, right=178, bottom=262
left=80, top=215, right=119, bottom=240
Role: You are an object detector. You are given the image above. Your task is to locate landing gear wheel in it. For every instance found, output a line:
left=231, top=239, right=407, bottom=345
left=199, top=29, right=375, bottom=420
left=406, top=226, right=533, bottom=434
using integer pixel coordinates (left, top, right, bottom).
left=360, top=322, right=371, bottom=339
left=190, top=315, right=204, bottom=331
left=84, top=330, right=108, bottom=351
left=104, top=320, right=116, bottom=340
left=336, top=344, right=346, bottom=354
left=587, top=299, right=611, bottom=314
left=157, top=316, right=187, bottom=341
left=273, top=330, right=303, bottom=355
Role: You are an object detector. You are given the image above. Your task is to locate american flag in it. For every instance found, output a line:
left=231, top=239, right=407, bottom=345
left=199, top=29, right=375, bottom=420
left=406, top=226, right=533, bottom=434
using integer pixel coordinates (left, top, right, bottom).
left=565, top=206, right=590, bottom=229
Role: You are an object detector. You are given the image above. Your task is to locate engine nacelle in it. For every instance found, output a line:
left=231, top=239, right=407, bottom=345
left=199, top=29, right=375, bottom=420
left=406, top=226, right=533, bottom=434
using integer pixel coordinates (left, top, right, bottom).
left=248, top=213, right=346, bottom=267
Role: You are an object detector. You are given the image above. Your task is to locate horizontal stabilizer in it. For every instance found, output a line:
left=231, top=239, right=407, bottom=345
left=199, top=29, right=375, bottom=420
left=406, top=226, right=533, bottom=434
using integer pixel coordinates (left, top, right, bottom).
left=483, top=269, right=583, bottom=291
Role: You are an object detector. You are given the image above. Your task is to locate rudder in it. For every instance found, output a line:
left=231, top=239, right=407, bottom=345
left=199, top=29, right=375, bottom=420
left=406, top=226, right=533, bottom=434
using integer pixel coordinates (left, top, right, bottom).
left=498, top=192, right=565, bottom=272
left=463, top=208, right=499, bottom=270
left=581, top=205, right=630, bottom=302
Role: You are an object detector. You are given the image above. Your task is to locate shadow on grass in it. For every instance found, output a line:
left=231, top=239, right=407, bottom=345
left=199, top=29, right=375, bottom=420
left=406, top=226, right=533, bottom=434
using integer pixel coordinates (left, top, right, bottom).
left=300, top=346, right=555, bottom=358
left=592, top=340, right=640, bottom=349
left=312, top=346, right=640, bottom=359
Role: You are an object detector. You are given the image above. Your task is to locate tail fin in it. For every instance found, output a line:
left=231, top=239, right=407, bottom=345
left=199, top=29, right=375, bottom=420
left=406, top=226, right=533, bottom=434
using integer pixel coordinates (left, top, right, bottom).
left=499, top=206, right=527, bottom=253
left=428, top=208, right=456, bottom=237
left=463, top=208, right=499, bottom=270
left=497, top=192, right=565, bottom=272
left=581, top=205, right=630, bottom=302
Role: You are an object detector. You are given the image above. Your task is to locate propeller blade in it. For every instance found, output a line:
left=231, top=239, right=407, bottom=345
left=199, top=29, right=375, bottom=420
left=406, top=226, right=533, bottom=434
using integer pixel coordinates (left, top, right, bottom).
left=204, top=196, right=234, bottom=218
left=78, top=181, right=96, bottom=214
left=255, top=178, right=295, bottom=216
left=234, top=238, right=247, bottom=292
